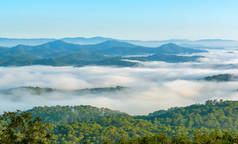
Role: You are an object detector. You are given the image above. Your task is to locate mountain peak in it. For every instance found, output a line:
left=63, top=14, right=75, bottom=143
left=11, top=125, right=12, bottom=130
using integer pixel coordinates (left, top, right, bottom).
left=197, top=39, right=236, bottom=42
left=97, top=40, right=136, bottom=48
left=45, top=40, right=68, bottom=45
left=160, top=43, right=179, bottom=48
left=39, top=40, right=79, bottom=47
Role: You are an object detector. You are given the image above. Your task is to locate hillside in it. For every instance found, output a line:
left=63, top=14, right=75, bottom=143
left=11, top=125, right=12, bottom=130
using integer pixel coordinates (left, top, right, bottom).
left=27, top=100, right=238, bottom=132
left=0, top=40, right=205, bottom=67
left=1, top=100, right=236, bottom=143
left=138, top=100, right=238, bottom=130
left=27, top=105, right=129, bottom=125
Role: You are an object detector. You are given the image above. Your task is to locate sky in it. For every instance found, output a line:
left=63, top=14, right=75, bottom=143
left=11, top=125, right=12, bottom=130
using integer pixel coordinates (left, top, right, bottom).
left=0, top=0, right=238, bottom=40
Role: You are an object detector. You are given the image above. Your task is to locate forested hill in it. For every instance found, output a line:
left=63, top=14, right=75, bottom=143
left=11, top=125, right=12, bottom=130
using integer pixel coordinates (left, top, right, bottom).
left=26, top=105, right=130, bottom=125
left=138, top=100, right=238, bottom=130
left=0, top=40, right=205, bottom=66
left=6, top=100, right=237, bottom=143
left=27, top=100, right=238, bottom=128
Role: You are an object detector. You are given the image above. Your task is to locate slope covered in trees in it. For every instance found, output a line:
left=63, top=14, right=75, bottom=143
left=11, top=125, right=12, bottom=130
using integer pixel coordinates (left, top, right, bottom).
left=122, top=131, right=238, bottom=144
left=138, top=100, right=238, bottom=133
left=0, top=40, right=205, bottom=66
left=1, top=100, right=238, bottom=143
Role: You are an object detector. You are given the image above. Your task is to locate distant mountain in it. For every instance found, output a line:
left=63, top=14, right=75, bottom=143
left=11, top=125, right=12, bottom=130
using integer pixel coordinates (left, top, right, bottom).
left=1, top=86, right=127, bottom=96
left=0, top=40, right=205, bottom=66
left=0, top=37, right=113, bottom=47
left=128, top=53, right=202, bottom=63
left=155, top=43, right=204, bottom=54
left=1, top=37, right=237, bottom=48
left=10, top=40, right=85, bottom=58
left=203, top=74, right=238, bottom=82
left=127, top=39, right=238, bottom=48
left=125, top=39, right=192, bottom=47
left=83, top=40, right=147, bottom=55
left=61, top=36, right=114, bottom=45
left=0, top=40, right=137, bottom=66
left=0, top=38, right=55, bottom=47
left=197, top=39, right=236, bottom=42
left=82, top=40, right=205, bottom=55
left=194, top=39, right=238, bottom=48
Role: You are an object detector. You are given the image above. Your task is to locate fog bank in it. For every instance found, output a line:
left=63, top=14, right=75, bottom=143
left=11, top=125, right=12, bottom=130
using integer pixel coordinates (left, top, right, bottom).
left=1, top=49, right=238, bottom=115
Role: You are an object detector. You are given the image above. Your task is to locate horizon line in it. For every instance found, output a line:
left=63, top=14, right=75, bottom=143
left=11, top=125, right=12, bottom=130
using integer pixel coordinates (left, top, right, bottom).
left=0, top=36, right=237, bottom=42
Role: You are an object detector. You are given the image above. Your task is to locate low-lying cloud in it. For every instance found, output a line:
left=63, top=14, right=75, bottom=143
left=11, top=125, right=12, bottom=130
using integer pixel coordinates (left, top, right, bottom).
left=1, top=49, right=238, bottom=115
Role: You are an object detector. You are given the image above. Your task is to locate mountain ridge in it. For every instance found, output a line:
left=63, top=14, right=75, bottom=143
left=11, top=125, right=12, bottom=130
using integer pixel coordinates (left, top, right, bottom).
left=0, top=40, right=205, bottom=66
left=0, top=37, right=237, bottom=48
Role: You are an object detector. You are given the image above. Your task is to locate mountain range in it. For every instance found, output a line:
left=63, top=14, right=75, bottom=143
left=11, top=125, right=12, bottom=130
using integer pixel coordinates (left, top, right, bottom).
left=1, top=37, right=238, bottom=48
left=0, top=40, right=205, bottom=67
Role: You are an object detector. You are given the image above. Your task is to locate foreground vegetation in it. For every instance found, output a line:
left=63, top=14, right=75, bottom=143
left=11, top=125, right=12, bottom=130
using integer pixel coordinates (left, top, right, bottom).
left=1, top=100, right=238, bottom=143
left=122, top=131, right=238, bottom=144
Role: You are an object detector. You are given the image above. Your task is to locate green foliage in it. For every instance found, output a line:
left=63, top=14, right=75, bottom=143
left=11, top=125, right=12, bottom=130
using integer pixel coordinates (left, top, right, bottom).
left=0, top=111, right=54, bottom=144
left=139, top=100, right=238, bottom=133
left=27, top=105, right=130, bottom=125
left=2, top=100, right=238, bottom=143
left=122, top=130, right=238, bottom=144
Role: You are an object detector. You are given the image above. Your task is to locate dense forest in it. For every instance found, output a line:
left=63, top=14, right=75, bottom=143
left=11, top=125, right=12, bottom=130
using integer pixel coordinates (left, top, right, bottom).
left=1, top=100, right=238, bottom=143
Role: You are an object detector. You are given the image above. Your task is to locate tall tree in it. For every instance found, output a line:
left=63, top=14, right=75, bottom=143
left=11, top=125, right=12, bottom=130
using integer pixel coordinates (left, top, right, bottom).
left=0, top=110, right=53, bottom=144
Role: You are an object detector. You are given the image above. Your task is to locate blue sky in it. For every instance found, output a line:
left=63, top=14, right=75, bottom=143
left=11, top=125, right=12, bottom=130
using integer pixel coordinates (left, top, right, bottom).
left=0, top=0, right=238, bottom=40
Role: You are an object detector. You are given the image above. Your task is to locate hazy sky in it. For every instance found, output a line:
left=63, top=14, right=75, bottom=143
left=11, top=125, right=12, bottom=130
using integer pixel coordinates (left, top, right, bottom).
left=0, top=0, right=238, bottom=40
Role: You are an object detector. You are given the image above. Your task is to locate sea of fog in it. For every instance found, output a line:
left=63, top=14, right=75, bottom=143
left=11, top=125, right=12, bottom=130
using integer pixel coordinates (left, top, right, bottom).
left=1, top=49, right=238, bottom=115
